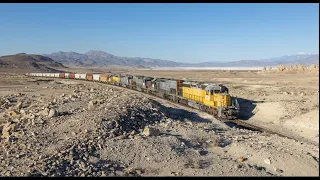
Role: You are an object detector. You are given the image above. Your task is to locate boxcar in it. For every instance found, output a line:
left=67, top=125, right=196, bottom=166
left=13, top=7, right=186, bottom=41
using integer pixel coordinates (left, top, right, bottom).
left=54, top=73, right=59, bottom=78
left=65, top=73, right=70, bottom=78
left=93, top=74, right=100, bottom=81
left=59, top=73, right=65, bottom=78
left=100, top=74, right=109, bottom=82
left=75, top=74, right=80, bottom=79
left=69, top=73, right=75, bottom=79
left=80, top=74, right=86, bottom=80
left=50, top=73, right=55, bottom=77
left=86, top=74, right=93, bottom=81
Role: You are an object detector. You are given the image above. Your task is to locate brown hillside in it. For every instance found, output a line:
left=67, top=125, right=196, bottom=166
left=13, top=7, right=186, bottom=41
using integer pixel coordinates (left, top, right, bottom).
left=0, top=53, right=65, bottom=73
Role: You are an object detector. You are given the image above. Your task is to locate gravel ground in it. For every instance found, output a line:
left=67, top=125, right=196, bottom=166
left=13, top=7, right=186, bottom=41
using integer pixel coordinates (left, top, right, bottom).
left=0, top=75, right=318, bottom=176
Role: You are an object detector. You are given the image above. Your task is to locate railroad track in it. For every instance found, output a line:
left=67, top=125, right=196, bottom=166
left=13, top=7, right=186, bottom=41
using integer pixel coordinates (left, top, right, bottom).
left=28, top=76, right=310, bottom=143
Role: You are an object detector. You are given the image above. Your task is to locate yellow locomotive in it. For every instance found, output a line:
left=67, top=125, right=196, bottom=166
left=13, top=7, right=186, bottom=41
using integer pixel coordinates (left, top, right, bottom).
left=181, top=82, right=239, bottom=119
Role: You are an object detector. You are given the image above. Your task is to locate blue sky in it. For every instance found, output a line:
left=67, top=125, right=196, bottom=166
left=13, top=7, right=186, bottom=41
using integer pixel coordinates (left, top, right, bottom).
left=0, top=3, right=318, bottom=63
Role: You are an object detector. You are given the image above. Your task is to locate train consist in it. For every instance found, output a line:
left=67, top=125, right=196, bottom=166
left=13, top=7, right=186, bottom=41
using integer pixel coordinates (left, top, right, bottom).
left=26, top=72, right=240, bottom=120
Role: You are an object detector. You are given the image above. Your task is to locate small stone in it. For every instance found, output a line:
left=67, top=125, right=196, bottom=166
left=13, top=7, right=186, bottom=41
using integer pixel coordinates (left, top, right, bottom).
left=40, top=108, right=50, bottom=117
left=80, top=161, right=86, bottom=169
left=234, top=164, right=242, bottom=169
left=15, top=101, right=23, bottom=110
left=115, top=170, right=125, bottom=176
left=88, top=156, right=99, bottom=164
left=101, top=172, right=107, bottom=177
left=185, top=120, right=193, bottom=126
left=118, top=135, right=125, bottom=139
left=48, top=109, right=58, bottom=118
left=20, top=109, right=26, bottom=115
left=142, top=127, right=160, bottom=136
left=4, top=171, right=11, bottom=176
left=88, top=101, right=94, bottom=110
left=264, top=158, right=271, bottom=165
left=7, top=110, right=20, bottom=118
left=237, top=157, right=246, bottom=163
left=274, top=167, right=283, bottom=173
left=130, top=130, right=136, bottom=135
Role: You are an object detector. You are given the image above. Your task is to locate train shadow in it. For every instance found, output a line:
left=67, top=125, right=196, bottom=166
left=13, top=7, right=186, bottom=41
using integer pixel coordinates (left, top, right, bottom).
left=149, top=99, right=212, bottom=123
left=236, top=97, right=264, bottom=121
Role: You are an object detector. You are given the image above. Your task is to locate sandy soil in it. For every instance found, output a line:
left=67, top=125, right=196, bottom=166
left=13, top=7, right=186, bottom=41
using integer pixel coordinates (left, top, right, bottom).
left=0, top=71, right=318, bottom=177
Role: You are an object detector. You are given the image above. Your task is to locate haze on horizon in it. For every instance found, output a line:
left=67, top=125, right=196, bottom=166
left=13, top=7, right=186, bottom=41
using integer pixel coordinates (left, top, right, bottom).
left=0, top=3, right=318, bottom=63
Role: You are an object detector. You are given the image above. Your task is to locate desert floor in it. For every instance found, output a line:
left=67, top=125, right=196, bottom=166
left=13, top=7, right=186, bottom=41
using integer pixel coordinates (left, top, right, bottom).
left=0, top=70, right=318, bottom=176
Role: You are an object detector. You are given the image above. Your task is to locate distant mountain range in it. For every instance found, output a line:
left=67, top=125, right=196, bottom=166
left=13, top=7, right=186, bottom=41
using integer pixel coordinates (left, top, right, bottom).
left=43, top=51, right=319, bottom=68
left=190, top=54, right=319, bottom=67
left=42, top=50, right=181, bottom=68
left=1, top=51, right=316, bottom=73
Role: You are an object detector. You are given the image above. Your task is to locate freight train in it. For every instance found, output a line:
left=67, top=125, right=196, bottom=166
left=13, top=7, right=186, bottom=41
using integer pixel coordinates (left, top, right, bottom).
left=25, top=72, right=240, bottom=120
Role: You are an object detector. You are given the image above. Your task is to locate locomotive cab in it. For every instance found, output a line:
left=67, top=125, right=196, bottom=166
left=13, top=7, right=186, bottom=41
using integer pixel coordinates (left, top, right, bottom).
left=203, top=84, right=239, bottom=118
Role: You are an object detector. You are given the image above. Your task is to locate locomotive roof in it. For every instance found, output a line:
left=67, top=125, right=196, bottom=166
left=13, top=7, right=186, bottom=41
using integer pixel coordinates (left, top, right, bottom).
left=204, top=84, right=222, bottom=91
left=151, top=77, right=177, bottom=81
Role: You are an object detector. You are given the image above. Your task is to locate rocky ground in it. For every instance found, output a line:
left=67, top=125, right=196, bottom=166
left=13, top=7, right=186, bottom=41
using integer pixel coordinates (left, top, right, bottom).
left=0, top=74, right=319, bottom=176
